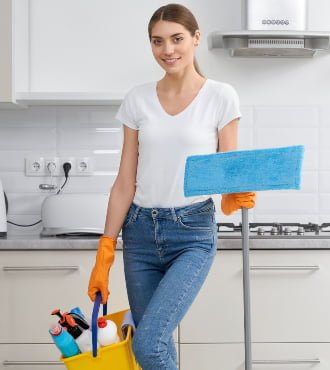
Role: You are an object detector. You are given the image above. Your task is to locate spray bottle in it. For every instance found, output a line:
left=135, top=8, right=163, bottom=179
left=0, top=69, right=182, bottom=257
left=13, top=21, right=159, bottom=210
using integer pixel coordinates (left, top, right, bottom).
left=49, top=324, right=80, bottom=358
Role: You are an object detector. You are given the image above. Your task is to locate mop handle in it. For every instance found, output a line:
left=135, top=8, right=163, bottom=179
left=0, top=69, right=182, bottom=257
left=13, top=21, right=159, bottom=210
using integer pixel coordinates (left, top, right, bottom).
left=242, top=207, right=252, bottom=370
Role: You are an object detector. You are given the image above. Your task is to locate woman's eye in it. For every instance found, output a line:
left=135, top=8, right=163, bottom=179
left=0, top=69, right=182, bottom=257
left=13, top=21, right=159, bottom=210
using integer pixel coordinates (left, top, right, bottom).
left=174, top=37, right=184, bottom=43
left=152, top=39, right=162, bottom=45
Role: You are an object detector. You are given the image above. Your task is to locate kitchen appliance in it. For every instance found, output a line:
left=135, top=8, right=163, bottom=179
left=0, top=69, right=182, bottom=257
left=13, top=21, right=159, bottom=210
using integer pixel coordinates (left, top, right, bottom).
left=217, top=222, right=330, bottom=238
left=0, top=179, right=8, bottom=237
left=208, top=0, right=330, bottom=57
left=41, top=193, right=108, bottom=236
left=247, top=0, right=307, bottom=31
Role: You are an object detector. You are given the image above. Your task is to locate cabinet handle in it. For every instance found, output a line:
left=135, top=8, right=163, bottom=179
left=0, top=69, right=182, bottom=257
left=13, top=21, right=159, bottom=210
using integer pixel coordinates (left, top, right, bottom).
left=252, top=358, right=320, bottom=364
left=250, top=265, right=320, bottom=270
left=3, top=360, right=63, bottom=365
left=3, top=266, right=79, bottom=271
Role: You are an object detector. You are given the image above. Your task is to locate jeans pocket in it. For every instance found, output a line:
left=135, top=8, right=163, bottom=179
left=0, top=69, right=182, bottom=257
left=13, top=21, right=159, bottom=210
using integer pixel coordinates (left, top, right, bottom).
left=122, top=206, right=136, bottom=228
left=178, top=211, right=215, bottom=231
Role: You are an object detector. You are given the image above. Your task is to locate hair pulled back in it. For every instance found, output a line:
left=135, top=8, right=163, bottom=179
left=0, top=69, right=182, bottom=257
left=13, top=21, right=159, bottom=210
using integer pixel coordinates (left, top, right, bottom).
left=148, top=4, right=203, bottom=77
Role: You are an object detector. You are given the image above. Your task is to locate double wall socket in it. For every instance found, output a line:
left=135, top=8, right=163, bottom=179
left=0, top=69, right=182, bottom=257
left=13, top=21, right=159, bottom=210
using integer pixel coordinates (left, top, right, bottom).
left=25, top=157, right=93, bottom=176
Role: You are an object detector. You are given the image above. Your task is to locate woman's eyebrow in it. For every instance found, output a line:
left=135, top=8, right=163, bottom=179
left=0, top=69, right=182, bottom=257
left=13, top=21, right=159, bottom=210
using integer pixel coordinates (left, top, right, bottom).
left=151, top=33, right=184, bottom=39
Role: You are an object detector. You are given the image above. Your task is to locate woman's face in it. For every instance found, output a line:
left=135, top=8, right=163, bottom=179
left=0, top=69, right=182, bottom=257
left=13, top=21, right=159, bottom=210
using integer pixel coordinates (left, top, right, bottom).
left=150, top=20, right=200, bottom=75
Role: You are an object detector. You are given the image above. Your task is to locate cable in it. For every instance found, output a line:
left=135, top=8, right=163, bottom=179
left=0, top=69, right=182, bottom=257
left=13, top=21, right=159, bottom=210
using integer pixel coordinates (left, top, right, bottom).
left=5, top=163, right=72, bottom=228
left=4, top=191, right=42, bottom=227
left=57, top=162, right=72, bottom=194
left=7, top=219, right=42, bottom=227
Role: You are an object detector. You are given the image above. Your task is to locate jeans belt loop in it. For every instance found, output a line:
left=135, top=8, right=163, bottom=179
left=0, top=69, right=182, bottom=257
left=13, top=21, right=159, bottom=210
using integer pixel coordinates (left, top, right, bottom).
left=132, top=205, right=140, bottom=222
left=171, top=208, right=178, bottom=223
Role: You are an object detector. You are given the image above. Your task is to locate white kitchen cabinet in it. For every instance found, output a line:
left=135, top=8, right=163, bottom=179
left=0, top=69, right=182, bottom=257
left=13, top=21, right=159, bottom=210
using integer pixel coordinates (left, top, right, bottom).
left=0, top=344, right=64, bottom=370
left=11, top=0, right=160, bottom=103
left=0, top=0, right=29, bottom=108
left=0, top=250, right=129, bottom=343
left=181, top=249, right=330, bottom=343
left=0, top=0, right=15, bottom=107
left=0, top=248, right=178, bottom=368
left=250, top=249, right=329, bottom=342
left=180, top=343, right=327, bottom=370
left=180, top=251, right=244, bottom=343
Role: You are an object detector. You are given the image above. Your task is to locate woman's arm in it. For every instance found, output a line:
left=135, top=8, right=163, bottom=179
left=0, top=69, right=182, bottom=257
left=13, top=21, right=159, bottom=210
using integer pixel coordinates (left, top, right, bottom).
left=218, top=118, right=239, bottom=152
left=103, top=125, right=138, bottom=238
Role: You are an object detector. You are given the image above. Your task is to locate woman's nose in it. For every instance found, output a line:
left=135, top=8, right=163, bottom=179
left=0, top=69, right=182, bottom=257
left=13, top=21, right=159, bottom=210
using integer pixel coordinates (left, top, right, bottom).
left=163, top=41, right=174, bottom=55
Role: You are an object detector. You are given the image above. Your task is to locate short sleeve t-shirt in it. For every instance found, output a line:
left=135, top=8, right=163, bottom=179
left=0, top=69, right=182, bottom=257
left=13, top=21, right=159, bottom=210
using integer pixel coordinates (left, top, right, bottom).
left=115, top=79, right=241, bottom=208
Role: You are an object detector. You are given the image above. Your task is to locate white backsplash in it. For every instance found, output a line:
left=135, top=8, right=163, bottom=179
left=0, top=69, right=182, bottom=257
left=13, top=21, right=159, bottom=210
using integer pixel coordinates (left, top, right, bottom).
left=0, top=104, right=329, bottom=234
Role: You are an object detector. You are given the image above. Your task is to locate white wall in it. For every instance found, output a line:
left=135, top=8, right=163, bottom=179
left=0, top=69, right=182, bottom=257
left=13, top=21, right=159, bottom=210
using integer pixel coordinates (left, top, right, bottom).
left=24, top=0, right=330, bottom=106
left=1, top=0, right=330, bottom=234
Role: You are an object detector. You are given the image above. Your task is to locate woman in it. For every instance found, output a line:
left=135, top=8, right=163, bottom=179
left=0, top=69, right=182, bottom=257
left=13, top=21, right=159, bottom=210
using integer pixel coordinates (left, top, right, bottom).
left=88, top=4, right=255, bottom=369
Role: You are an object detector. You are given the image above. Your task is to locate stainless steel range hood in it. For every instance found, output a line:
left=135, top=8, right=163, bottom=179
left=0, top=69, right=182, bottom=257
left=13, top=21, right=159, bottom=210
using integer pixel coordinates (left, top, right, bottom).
left=208, top=0, right=330, bottom=57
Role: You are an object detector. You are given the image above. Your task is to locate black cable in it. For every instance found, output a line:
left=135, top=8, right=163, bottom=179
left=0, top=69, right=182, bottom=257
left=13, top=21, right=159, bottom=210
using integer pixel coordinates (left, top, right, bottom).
left=7, top=219, right=42, bottom=227
left=5, top=163, right=72, bottom=228
left=56, top=177, right=68, bottom=194
left=56, top=162, right=72, bottom=194
left=3, top=193, right=42, bottom=227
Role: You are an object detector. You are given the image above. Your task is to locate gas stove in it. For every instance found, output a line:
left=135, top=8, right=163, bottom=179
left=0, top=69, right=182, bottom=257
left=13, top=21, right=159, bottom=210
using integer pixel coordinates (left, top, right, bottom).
left=217, top=222, right=330, bottom=239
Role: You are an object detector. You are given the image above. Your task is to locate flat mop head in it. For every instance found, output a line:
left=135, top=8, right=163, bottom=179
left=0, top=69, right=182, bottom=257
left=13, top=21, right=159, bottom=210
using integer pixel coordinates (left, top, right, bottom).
left=184, top=145, right=304, bottom=196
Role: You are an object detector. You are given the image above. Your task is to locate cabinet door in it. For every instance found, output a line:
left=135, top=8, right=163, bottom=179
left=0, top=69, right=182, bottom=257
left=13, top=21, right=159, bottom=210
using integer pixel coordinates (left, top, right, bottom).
left=0, top=250, right=128, bottom=342
left=180, top=343, right=327, bottom=370
left=250, top=249, right=330, bottom=342
left=180, top=249, right=330, bottom=343
left=0, top=0, right=14, bottom=105
left=180, top=251, right=244, bottom=343
left=180, top=343, right=244, bottom=370
left=0, top=344, right=64, bottom=370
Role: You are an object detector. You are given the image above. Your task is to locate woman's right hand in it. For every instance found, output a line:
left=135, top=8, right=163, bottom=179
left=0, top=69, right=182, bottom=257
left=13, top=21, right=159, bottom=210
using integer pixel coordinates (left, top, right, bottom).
left=88, top=235, right=117, bottom=304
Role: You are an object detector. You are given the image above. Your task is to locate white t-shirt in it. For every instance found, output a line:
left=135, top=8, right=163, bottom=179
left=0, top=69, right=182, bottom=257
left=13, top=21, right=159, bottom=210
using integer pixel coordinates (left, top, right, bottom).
left=115, top=79, right=241, bottom=208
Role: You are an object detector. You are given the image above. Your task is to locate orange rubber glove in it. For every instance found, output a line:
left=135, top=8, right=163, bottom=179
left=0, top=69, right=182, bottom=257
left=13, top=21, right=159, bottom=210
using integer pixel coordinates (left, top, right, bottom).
left=88, top=235, right=117, bottom=304
left=221, top=192, right=256, bottom=216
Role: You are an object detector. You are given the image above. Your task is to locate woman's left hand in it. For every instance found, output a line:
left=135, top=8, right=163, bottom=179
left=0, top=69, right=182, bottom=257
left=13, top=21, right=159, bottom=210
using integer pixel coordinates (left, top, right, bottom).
left=221, top=192, right=256, bottom=215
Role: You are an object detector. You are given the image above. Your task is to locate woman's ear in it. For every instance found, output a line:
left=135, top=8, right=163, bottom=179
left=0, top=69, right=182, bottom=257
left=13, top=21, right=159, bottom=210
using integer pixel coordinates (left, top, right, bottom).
left=194, top=30, right=201, bottom=46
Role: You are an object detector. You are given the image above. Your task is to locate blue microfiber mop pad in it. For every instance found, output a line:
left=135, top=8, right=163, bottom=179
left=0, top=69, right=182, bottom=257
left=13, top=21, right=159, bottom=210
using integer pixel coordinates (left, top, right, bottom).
left=184, top=145, right=304, bottom=196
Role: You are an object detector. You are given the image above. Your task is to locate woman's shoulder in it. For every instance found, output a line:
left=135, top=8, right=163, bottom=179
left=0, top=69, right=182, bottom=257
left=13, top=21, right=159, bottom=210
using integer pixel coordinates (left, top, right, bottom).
left=206, top=79, right=239, bottom=96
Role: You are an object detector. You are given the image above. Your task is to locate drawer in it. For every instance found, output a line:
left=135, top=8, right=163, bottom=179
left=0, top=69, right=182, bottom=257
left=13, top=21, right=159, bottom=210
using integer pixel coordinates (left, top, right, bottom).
left=0, top=250, right=129, bottom=343
left=180, top=251, right=244, bottom=342
left=180, top=342, right=328, bottom=370
left=0, top=344, right=64, bottom=370
left=180, top=250, right=330, bottom=342
left=250, top=249, right=330, bottom=342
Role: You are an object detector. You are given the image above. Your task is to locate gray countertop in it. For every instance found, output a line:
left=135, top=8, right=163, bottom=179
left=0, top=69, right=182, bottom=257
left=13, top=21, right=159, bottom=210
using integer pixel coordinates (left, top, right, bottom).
left=1, top=233, right=330, bottom=250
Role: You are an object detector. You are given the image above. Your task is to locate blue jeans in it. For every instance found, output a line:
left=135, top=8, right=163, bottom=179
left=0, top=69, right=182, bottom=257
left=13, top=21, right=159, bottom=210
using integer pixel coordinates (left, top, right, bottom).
left=122, top=198, right=217, bottom=370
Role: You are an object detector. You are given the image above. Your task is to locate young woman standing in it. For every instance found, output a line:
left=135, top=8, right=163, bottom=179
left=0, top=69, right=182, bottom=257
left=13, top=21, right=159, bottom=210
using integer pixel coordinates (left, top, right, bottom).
left=88, top=4, right=255, bottom=369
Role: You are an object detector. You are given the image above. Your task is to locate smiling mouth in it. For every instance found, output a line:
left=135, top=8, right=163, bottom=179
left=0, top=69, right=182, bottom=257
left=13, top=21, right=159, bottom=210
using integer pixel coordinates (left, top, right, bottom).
left=162, top=57, right=181, bottom=65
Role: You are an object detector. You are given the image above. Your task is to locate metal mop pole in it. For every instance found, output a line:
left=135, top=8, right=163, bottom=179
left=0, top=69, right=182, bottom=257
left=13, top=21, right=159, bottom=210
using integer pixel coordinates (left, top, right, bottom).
left=241, top=207, right=252, bottom=370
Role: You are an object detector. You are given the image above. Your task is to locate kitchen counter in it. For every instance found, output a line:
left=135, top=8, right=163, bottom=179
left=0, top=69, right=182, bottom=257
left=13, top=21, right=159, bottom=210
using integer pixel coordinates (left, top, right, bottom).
left=1, top=233, right=330, bottom=250
left=0, top=234, right=108, bottom=250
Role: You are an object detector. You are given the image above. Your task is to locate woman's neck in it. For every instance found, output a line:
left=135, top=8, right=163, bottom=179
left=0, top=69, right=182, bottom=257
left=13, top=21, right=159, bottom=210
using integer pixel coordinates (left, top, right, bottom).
left=158, top=69, right=205, bottom=94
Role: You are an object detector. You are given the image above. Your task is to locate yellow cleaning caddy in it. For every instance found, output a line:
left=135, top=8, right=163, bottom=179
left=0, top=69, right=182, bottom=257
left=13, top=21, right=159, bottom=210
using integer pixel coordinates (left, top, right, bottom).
left=61, top=294, right=141, bottom=370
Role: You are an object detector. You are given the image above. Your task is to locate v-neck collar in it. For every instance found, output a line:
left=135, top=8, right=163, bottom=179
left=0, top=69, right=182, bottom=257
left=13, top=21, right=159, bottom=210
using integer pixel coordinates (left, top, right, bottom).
left=154, top=79, right=209, bottom=118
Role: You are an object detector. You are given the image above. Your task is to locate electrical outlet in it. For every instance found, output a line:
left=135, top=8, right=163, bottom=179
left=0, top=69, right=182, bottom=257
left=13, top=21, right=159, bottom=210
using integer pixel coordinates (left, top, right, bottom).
left=25, top=157, right=93, bottom=176
left=45, top=157, right=60, bottom=176
left=76, top=157, right=93, bottom=176
left=58, top=157, right=76, bottom=176
left=25, top=158, right=45, bottom=176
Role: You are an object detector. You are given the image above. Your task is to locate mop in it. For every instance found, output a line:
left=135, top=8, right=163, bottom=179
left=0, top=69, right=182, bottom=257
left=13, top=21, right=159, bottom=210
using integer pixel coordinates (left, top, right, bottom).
left=184, top=145, right=304, bottom=370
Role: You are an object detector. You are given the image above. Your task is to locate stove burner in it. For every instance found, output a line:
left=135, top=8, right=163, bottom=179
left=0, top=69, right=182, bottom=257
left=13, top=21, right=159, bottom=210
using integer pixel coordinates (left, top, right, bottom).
left=216, top=222, right=327, bottom=236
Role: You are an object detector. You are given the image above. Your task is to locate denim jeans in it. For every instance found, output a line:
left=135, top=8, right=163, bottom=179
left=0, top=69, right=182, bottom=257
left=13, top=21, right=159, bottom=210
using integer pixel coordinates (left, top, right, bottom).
left=122, top=198, right=217, bottom=370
